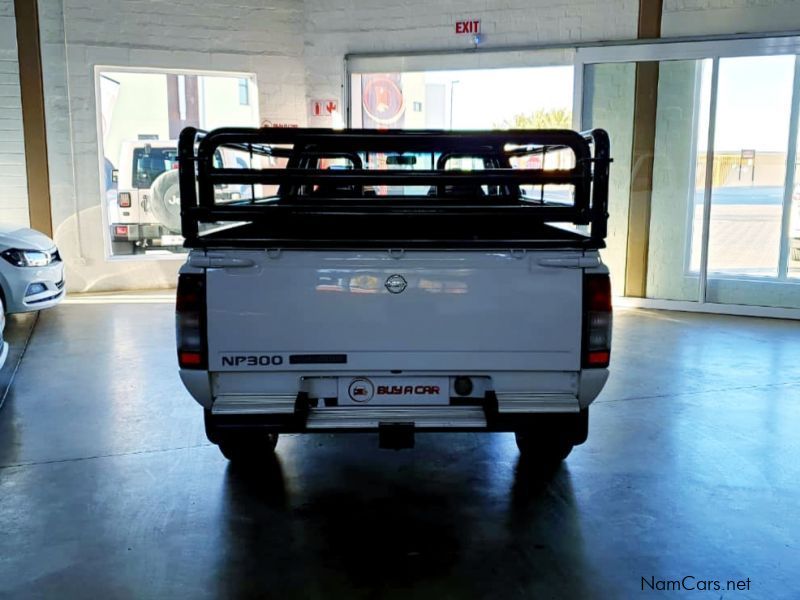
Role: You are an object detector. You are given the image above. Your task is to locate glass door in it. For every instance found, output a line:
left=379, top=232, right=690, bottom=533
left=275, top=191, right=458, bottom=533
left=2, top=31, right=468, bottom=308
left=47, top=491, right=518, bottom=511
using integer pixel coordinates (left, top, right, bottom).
left=580, top=41, right=800, bottom=310
left=581, top=58, right=712, bottom=301
left=581, top=62, right=636, bottom=297
left=648, top=58, right=712, bottom=303
left=790, top=132, right=800, bottom=278
left=701, top=54, right=800, bottom=307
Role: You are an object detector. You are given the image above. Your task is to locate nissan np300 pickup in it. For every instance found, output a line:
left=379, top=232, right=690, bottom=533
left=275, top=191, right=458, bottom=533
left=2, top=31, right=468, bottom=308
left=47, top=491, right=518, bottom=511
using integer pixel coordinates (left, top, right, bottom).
left=176, top=127, right=612, bottom=469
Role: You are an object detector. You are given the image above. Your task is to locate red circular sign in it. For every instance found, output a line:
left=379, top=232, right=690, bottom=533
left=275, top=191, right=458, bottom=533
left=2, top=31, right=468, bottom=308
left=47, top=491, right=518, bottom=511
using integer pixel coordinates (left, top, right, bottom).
left=362, top=75, right=405, bottom=126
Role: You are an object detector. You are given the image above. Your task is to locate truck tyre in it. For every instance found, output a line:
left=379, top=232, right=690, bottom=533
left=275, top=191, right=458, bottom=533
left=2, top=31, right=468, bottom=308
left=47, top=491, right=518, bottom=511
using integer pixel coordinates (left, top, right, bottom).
left=514, top=408, right=588, bottom=468
left=514, top=432, right=574, bottom=464
left=204, top=409, right=278, bottom=464
left=217, top=434, right=279, bottom=464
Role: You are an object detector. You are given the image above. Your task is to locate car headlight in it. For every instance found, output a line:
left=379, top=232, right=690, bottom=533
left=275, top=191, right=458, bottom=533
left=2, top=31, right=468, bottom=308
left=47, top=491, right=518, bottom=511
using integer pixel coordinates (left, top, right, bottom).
left=1, top=249, right=52, bottom=267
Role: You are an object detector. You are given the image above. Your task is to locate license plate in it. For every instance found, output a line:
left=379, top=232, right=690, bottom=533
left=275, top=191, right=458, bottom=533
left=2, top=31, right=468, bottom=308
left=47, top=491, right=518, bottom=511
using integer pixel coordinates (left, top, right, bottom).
left=339, top=376, right=449, bottom=406
left=160, top=235, right=184, bottom=246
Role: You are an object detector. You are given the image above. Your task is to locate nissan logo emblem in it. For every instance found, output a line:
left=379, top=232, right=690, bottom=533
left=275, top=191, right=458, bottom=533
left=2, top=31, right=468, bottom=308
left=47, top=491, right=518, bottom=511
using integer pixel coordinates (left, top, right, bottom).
left=385, top=274, right=407, bottom=294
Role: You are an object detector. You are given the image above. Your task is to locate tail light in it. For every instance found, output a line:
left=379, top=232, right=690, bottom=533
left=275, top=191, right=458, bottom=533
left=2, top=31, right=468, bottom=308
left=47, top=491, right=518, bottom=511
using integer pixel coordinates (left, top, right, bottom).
left=118, top=192, right=132, bottom=208
left=176, top=273, right=207, bottom=369
left=115, top=225, right=129, bottom=236
left=582, top=273, right=612, bottom=368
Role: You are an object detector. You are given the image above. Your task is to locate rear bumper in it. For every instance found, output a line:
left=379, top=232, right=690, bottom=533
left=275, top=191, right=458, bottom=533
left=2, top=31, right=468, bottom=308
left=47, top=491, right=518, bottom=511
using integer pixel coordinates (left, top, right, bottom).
left=205, top=392, right=588, bottom=436
left=180, top=368, right=610, bottom=429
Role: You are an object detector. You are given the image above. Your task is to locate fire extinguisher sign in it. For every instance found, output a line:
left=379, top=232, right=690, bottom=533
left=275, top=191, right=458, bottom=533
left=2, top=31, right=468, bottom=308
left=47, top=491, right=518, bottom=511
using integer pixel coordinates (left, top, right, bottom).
left=309, top=98, right=338, bottom=119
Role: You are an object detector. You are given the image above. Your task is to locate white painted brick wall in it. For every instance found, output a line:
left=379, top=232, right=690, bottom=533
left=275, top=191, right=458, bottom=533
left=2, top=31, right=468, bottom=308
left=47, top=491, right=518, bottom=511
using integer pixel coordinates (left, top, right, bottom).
left=663, top=0, right=800, bottom=36
left=304, top=0, right=640, bottom=101
left=0, top=0, right=30, bottom=228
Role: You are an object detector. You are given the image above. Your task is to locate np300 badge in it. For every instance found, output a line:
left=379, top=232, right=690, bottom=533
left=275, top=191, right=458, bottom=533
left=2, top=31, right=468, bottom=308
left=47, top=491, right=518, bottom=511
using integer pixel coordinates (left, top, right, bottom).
left=385, top=274, right=407, bottom=294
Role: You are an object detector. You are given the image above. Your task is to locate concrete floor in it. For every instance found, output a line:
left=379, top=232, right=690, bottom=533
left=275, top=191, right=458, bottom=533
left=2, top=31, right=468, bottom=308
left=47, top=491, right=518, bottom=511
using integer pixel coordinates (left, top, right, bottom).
left=0, top=300, right=798, bottom=598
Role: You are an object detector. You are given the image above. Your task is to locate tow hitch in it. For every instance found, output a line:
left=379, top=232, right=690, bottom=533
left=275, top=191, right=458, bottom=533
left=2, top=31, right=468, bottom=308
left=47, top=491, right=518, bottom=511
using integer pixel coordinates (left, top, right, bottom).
left=378, top=422, right=415, bottom=450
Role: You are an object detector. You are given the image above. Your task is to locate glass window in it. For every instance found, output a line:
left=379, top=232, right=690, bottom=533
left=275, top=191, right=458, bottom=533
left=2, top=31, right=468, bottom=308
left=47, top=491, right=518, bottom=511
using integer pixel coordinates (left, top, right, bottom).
left=223, top=145, right=580, bottom=203
left=581, top=62, right=636, bottom=296
left=645, top=58, right=713, bottom=302
left=582, top=46, right=800, bottom=310
left=787, top=130, right=800, bottom=278
left=96, top=69, right=259, bottom=258
left=238, top=78, right=250, bottom=106
left=705, top=55, right=796, bottom=278
left=351, top=66, right=573, bottom=131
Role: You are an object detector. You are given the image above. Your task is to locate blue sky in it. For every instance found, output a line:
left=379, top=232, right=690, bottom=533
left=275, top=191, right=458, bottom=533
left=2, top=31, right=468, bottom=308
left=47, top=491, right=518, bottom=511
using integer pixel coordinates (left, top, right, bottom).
left=713, top=54, right=795, bottom=152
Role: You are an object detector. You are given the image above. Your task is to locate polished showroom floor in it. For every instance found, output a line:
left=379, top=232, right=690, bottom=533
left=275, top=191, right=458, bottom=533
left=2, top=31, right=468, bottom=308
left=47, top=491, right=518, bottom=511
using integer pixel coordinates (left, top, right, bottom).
left=0, top=298, right=797, bottom=598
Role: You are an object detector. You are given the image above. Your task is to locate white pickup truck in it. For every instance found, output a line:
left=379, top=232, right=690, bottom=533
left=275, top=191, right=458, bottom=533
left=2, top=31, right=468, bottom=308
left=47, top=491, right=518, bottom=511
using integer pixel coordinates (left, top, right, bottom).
left=176, top=127, right=612, bottom=471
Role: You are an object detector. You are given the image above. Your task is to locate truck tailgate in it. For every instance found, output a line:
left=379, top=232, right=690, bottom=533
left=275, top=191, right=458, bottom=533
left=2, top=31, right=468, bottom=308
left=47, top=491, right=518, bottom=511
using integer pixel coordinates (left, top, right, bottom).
left=205, top=250, right=583, bottom=373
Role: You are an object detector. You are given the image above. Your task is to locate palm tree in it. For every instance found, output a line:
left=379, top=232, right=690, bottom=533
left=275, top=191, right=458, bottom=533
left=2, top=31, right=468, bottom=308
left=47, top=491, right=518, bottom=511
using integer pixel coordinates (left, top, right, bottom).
left=495, top=108, right=572, bottom=130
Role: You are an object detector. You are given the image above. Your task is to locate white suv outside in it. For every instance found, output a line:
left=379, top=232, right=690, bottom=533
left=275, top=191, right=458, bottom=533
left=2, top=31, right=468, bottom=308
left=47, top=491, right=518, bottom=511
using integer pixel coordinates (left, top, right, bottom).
left=108, top=140, right=183, bottom=255
left=108, top=140, right=251, bottom=256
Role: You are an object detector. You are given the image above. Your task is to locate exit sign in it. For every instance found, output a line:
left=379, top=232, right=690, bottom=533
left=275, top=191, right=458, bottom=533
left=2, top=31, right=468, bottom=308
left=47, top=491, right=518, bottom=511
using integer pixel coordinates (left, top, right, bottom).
left=455, top=20, right=480, bottom=34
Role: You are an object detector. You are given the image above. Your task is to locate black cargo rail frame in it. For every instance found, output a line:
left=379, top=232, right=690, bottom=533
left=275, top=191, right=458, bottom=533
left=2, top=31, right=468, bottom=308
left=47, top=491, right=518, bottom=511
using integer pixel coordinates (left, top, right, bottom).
left=178, top=127, right=610, bottom=249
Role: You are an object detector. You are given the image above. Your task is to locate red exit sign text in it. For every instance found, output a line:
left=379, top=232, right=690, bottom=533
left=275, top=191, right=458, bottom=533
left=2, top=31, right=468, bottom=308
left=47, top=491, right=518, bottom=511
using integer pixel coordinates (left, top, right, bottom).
left=455, top=20, right=480, bottom=34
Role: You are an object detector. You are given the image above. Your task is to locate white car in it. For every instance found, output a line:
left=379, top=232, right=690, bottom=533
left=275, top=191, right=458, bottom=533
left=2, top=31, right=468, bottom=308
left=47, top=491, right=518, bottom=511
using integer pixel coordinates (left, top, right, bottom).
left=792, top=183, right=800, bottom=262
left=0, top=225, right=65, bottom=313
left=0, top=297, right=7, bottom=370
